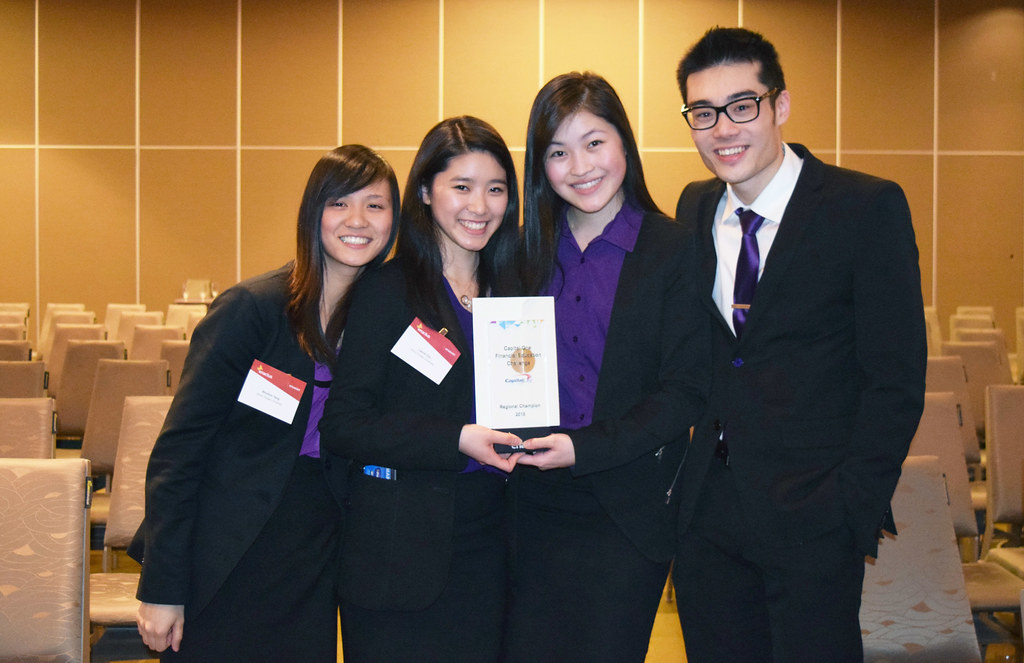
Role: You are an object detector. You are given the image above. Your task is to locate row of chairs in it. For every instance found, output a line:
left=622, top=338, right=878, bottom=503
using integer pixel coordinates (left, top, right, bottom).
left=0, top=395, right=172, bottom=662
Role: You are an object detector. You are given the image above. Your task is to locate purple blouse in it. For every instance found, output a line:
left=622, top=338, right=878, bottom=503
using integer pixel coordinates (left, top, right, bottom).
left=545, top=202, right=642, bottom=430
left=299, top=360, right=333, bottom=458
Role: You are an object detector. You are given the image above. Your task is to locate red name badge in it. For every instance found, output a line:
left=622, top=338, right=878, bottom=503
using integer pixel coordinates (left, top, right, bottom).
left=237, top=359, right=307, bottom=423
left=390, top=317, right=461, bottom=385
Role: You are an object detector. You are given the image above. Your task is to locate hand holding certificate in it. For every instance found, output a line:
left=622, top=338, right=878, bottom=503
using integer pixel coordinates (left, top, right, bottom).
left=472, top=296, right=560, bottom=430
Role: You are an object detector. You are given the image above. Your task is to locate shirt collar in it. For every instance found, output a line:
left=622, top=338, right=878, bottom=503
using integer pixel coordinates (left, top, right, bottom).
left=559, top=199, right=643, bottom=252
left=722, top=143, right=804, bottom=225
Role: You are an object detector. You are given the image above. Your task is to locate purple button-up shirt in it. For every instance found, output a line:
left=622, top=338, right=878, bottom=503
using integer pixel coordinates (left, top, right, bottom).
left=299, top=360, right=332, bottom=457
left=546, top=202, right=642, bottom=430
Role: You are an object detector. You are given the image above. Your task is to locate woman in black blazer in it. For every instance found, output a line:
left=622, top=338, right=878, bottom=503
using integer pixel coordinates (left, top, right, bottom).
left=134, top=146, right=399, bottom=661
left=505, top=72, right=710, bottom=662
left=319, top=116, right=520, bottom=662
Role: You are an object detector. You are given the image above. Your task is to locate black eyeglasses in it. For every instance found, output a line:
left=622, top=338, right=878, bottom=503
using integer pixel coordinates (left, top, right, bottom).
left=681, top=89, right=780, bottom=130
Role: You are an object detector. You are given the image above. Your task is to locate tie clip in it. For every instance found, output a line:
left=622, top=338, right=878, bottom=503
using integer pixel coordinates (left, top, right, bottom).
left=731, top=304, right=751, bottom=310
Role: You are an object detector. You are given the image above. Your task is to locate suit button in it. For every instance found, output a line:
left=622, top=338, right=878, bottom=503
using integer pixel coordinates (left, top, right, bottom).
left=732, top=358, right=744, bottom=367
left=713, top=420, right=722, bottom=432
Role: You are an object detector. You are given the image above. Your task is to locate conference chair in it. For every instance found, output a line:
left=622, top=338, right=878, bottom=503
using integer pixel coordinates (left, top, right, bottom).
left=0, top=397, right=56, bottom=458
left=0, top=340, right=32, bottom=361
left=55, top=340, right=125, bottom=441
left=115, top=311, right=163, bottom=357
left=40, top=310, right=95, bottom=360
left=160, top=338, right=190, bottom=394
left=39, top=303, right=86, bottom=352
left=47, top=323, right=105, bottom=399
left=924, top=306, right=943, bottom=357
left=0, top=360, right=47, bottom=398
left=166, top=302, right=206, bottom=331
left=860, top=455, right=981, bottom=662
left=102, top=303, right=146, bottom=342
left=0, top=322, right=25, bottom=340
left=940, top=340, right=1013, bottom=439
left=129, top=324, right=184, bottom=360
left=0, top=457, right=91, bottom=663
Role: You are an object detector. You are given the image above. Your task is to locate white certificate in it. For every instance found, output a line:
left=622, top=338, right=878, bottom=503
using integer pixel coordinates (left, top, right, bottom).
left=472, top=296, right=559, bottom=429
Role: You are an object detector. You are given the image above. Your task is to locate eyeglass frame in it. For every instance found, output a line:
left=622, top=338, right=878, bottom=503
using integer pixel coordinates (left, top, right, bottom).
left=680, top=88, right=781, bottom=130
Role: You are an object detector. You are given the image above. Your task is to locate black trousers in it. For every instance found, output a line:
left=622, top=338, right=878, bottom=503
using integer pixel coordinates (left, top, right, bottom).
left=162, top=456, right=342, bottom=663
left=340, top=470, right=507, bottom=663
left=503, top=469, right=669, bottom=663
left=673, top=456, right=865, bottom=663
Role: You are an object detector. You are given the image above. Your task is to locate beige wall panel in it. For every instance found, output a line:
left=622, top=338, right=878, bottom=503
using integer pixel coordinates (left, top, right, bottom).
left=936, top=155, right=1023, bottom=334
left=938, top=2, right=1024, bottom=151
left=38, top=0, right=135, bottom=146
left=841, top=153, right=934, bottom=303
left=241, top=1, right=339, bottom=147
left=543, top=0, right=640, bottom=127
left=744, top=1, right=836, bottom=151
left=841, top=0, right=933, bottom=151
left=140, top=0, right=237, bottom=146
left=641, top=151, right=710, bottom=218
left=643, top=0, right=739, bottom=149
left=241, top=149, right=325, bottom=279
left=376, top=148, right=418, bottom=205
left=443, top=0, right=538, bottom=150
left=0, top=0, right=35, bottom=145
left=38, top=149, right=136, bottom=316
left=0, top=150, right=36, bottom=306
left=140, top=150, right=236, bottom=309
left=342, top=1, right=438, bottom=147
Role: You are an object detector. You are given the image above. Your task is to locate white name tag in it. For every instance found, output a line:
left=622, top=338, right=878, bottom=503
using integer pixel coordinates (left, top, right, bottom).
left=237, top=359, right=307, bottom=424
left=390, top=317, right=461, bottom=385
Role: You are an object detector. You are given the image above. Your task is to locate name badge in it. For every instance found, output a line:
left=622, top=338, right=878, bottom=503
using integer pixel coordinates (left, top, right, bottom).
left=390, top=317, right=460, bottom=385
left=237, top=359, right=307, bottom=424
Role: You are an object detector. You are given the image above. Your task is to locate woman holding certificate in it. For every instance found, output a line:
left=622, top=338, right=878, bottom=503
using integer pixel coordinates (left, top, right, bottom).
left=506, top=72, right=710, bottom=662
left=319, top=116, right=520, bottom=662
left=134, top=145, right=399, bottom=660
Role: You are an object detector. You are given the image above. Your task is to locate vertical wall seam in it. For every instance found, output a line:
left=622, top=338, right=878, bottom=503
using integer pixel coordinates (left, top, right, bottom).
left=835, top=0, right=842, bottom=167
left=344, top=0, right=348, bottom=145
left=235, top=0, right=242, bottom=283
left=33, top=0, right=40, bottom=340
left=932, top=0, right=940, bottom=308
left=438, top=0, right=444, bottom=122
left=134, top=0, right=141, bottom=303
left=637, top=0, right=644, bottom=149
left=538, top=0, right=545, bottom=87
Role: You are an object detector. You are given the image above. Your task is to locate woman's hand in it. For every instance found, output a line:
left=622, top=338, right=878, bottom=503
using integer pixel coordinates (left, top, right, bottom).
left=137, top=602, right=185, bottom=653
left=515, top=433, right=575, bottom=470
left=459, top=424, right=522, bottom=472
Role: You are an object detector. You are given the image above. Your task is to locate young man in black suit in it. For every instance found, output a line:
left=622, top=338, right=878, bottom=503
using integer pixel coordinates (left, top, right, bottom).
left=671, top=27, right=927, bottom=662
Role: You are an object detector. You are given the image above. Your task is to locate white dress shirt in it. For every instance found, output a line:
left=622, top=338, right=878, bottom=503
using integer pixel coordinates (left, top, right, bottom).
left=712, top=143, right=805, bottom=335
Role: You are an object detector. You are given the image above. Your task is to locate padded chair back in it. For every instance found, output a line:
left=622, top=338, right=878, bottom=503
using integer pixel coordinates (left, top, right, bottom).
left=925, top=356, right=981, bottom=464
left=0, top=311, right=26, bottom=325
left=0, top=360, right=47, bottom=398
left=160, top=339, right=190, bottom=394
left=908, top=393, right=978, bottom=539
left=116, top=311, right=164, bottom=355
left=0, top=457, right=90, bottom=663
left=953, top=326, right=1007, bottom=349
left=0, top=302, right=30, bottom=318
left=949, top=313, right=994, bottom=337
left=40, top=311, right=94, bottom=359
left=0, top=397, right=55, bottom=458
left=923, top=306, right=943, bottom=357
left=0, top=323, right=25, bottom=340
left=0, top=340, right=33, bottom=362
left=956, top=306, right=995, bottom=321
left=1016, top=308, right=1024, bottom=383
left=860, top=455, right=980, bottom=662
left=130, top=324, right=184, bottom=360
left=940, top=341, right=1013, bottom=437
left=81, top=359, right=168, bottom=475
left=185, top=310, right=206, bottom=340
left=102, top=303, right=146, bottom=341
left=55, top=340, right=125, bottom=438
left=39, top=303, right=86, bottom=350
left=983, top=385, right=1024, bottom=554
left=166, top=303, right=207, bottom=331
left=47, top=323, right=104, bottom=399
left=104, top=396, right=172, bottom=549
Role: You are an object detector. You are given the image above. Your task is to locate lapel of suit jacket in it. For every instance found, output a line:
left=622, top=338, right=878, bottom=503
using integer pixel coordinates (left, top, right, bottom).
left=739, top=144, right=825, bottom=335
left=692, top=183, right=734, bottom=338
left=432, top=282, right=473, bottom=383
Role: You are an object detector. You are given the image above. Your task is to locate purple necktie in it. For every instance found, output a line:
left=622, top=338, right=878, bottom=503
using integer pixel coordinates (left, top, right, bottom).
left=732, top=207, right=765, bottom=338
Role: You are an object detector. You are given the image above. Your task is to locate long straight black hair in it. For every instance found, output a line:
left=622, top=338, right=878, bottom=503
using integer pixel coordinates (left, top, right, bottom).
left=396, top=116, right=520, bottom=325
left=287, top=145, right=400, bottom=363
left=520, top=72, right=660, bottom=296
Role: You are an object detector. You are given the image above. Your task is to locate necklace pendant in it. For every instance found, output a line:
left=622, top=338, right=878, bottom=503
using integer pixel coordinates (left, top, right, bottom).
left=460, top=294, right=472, bottom=311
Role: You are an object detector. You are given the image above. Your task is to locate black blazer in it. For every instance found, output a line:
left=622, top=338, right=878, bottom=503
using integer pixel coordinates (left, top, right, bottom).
left=529, top=211, right=710, bottom=563
left=674, top=144, right=927, bottom=557
left=136, top=266, right=347, bottom=615
left=319, top=258, right=479, bottom=612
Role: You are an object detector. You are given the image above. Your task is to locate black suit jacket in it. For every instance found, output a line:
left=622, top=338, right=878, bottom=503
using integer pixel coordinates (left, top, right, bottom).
left=319, top=258, right=479, bottom=612
left=136, top=266, right=348, bottom=615
left=527, top=211, right=710, bottom=563
left=674, top=144, right=927, bottom=557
